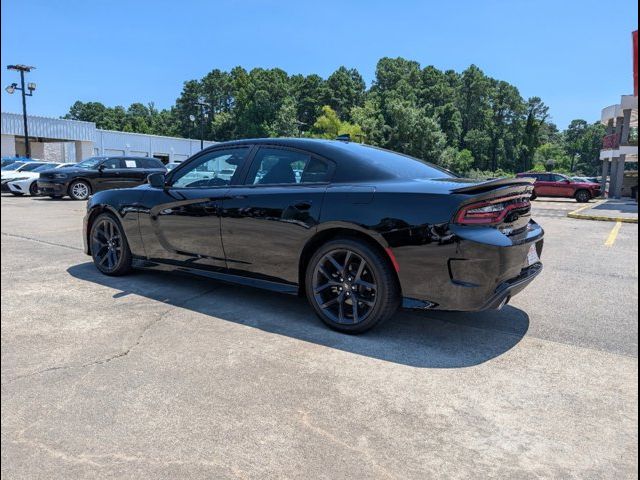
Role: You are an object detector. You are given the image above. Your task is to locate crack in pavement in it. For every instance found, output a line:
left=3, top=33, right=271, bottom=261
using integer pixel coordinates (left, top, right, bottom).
left=1, top=231, right=83, bottom=252
left=2, top=286, right=221, bottom=385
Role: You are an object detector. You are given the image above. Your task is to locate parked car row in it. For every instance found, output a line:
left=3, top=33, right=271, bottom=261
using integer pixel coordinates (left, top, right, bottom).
left=1, top=156, right=168, bottom=200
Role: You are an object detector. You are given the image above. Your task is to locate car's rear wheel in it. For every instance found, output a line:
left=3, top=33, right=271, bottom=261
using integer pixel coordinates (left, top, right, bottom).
left=69, top=180, right=91, bottom=200
left=305, top=238, right=400, bottom=333
left=90, top=213, right=132, bottom=276
left=575, top=189, right=591, bottom=203
left=29, top=181, right=39, bottom=196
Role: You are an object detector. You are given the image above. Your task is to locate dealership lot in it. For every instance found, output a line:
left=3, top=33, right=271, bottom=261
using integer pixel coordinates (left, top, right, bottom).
left=1, top=195, right=637, bottom=478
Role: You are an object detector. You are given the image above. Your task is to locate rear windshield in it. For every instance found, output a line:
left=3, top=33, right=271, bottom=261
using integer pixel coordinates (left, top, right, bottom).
left=350, top=144, right=455, bottom=179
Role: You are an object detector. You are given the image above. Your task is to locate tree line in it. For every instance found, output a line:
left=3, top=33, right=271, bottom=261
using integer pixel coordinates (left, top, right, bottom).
left=63, top=57, right=605, bottom=176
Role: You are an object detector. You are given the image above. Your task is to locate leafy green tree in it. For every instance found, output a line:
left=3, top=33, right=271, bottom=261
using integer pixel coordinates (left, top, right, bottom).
left=520, top=97, right=549, bottom=171
left=458, top=65, right=491, bottom=140
left=534, top=142, right=571, bottom=171
left=311, top=105, right=363, bottom=140
left=439, top=147, right=474, bottom=175
left=291, top=74, right=326, bottom=131
left=324, top=67, right=365, bottom=122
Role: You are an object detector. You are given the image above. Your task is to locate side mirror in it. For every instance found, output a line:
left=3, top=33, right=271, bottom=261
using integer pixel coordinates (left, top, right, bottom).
left=97, top=164, right=105, bottom=172
left=147, top=172, right=166, bottom=188
left=564, top=179, right=571, bottom=184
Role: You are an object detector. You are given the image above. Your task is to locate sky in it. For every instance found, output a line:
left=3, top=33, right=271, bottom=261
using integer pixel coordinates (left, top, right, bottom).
left=1, top=0, right=637, bottom=129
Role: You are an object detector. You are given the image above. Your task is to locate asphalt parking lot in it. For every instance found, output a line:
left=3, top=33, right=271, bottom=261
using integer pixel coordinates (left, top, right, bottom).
left=1, top=194, right=638, bottom=479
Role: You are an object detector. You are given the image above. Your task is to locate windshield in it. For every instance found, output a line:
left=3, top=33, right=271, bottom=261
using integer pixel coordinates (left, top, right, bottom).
left=18, top=163, right=49, bottom=172
left=76, top=157, right=104, bottom=169
left=33, top=163, right=59, bottom=172
left=2, top=161, right=25, bottom=171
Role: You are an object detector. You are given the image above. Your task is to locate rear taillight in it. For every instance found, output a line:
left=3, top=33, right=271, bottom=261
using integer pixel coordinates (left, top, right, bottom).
left=455, top=196, right=530, bottom=225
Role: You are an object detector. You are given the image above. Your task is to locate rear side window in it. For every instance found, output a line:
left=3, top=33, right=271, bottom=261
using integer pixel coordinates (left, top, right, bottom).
left=247, top=148, right=331, bottom=185
left=143, top=158, right=164, bottom=169
left=136, top=158, right=164, bottom=169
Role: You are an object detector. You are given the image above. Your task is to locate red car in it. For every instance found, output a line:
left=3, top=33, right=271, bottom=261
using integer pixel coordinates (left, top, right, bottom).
left=516, top=172, right=601, bottom=202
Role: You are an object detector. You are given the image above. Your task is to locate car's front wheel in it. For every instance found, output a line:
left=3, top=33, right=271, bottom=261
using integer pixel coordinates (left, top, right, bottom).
left=90, top=213, right=132, bottom=276
left=68, top=180, right=91, bottom=200
left=29, top=182, right=39, bottom=196
left=575, top=189, right=591, bottom=203
left=305, top=238, right=400, bottom=333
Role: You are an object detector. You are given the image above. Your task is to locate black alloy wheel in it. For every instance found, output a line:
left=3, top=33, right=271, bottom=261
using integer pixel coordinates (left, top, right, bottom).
left=69, top=180, right=91, bottom=200
left=306, top=238, right=400, bottom=333
left=90, top=213, right=132, bottom=276
left=575, top=190, right=590, bottom=203
left=29, top=181, right=39, bottom=196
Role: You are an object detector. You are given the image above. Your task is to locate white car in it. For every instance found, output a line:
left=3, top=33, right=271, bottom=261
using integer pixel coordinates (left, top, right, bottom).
left=4, top=163, right=65, bottom=196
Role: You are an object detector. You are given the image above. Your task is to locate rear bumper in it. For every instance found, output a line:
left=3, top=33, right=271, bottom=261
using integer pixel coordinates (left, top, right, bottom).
left=396, top=220, right=544, bottom=311
left=478, top=262, right=542, bottom=310
left=37, top=180, right=68, bottom=196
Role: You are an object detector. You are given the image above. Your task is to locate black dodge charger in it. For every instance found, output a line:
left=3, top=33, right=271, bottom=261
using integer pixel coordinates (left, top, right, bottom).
left=38, top=156, right=166, bottom=200
left=83, top=138, right=543, bottom=333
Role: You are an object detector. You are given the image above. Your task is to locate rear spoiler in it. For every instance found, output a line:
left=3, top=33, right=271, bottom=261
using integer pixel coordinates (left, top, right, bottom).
left=451, top=177, right=535, bottom=194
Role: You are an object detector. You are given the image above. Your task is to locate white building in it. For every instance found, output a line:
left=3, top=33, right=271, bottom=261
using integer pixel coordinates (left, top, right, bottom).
left=1, top=112, right=216, bottom=163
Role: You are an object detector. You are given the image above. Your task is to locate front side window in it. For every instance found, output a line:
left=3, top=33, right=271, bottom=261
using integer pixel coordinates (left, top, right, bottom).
left=101, top=158, right=124, bottom=170
left=247, top=148, right=330, bottom=185
left=76, top=157, right=104, bottom=169
left=171, top=148, right=250, bottom=188
left=552, top=174, right=568, bottom=182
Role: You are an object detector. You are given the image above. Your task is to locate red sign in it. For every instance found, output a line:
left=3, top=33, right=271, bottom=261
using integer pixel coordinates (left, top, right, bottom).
left=634, top=30, right=638, bottom=96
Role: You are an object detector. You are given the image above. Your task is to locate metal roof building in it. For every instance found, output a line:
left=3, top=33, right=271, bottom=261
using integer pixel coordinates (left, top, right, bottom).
left=1, top=112, right=216, bottom=163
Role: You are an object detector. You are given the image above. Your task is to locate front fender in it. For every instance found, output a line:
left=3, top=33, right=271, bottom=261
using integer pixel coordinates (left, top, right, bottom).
left=84, top=190, right=147, bottom=257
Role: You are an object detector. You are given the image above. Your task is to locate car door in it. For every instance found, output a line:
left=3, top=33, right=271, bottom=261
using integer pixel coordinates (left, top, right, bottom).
left=549, top=174, right=574, bottom=197
left=534, top=173, right=554, bottom=196
left=93, top=158, right=128, bottom=191
left=118, top=158, right=149, bottom=187
left=220, top=146, right=333, bottom=285
left=138, top=147, right=252, bottom=270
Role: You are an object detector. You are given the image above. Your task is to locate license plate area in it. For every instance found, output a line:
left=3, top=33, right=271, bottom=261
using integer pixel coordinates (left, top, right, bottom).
left=526, top=244, right=540, bottom=266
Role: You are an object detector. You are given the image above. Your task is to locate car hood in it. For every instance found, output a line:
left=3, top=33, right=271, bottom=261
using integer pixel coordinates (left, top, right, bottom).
left=3, top=171, right=39, bottom=181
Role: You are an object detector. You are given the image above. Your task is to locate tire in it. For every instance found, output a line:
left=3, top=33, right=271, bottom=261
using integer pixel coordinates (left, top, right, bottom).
left=575, top=189, right=591, bottom=203
left=530, top=191, right=538, bottom=201
left=68, top=180, right=91, bottom=200
left=89, top=213, right=132, bottom=276
left=29, top=182, right=39, bottom=196
left=305, top=238, right=400, bottom=334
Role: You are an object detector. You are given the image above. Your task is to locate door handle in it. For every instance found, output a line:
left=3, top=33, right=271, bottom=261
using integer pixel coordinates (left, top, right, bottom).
left=293, top=201, right=312, bottom=210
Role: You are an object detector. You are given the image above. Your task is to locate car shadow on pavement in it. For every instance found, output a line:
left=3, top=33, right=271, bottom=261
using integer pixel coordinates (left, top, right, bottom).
left=67, top=262, right=529, bottom=369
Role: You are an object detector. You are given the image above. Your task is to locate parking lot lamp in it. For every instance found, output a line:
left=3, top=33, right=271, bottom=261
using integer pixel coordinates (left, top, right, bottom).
left=5, top=65, right=36, bottom=158
left=195, top=98, right=211, bottom=151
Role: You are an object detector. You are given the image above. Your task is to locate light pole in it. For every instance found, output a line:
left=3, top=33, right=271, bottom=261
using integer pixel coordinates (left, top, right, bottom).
left=188, top=114, right=196, bottom=139
left=195, top=98, right=210, bottom=150
left=5, top=65, right=36, bottom=158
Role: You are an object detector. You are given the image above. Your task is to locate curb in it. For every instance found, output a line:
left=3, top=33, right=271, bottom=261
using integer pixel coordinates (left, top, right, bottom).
left=567, top=200, right=638, bottom=223
left=566, top=212, right=638, bottom=223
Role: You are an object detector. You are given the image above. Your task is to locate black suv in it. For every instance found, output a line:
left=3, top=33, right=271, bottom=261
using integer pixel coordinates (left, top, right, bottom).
left=38, top=156, right=167, bottom=200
